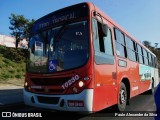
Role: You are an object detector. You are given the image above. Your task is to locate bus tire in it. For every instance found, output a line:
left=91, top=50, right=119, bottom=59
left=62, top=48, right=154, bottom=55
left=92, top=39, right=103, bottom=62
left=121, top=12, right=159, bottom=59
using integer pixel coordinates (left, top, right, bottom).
left=116, top=82, right=127, bottom=111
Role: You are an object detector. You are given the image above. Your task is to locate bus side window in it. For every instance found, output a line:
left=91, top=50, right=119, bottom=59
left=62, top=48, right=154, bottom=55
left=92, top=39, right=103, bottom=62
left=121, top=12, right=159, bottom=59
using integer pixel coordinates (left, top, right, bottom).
left=137, top=44, right=144, bottom=64
left=92, top=18, right=100, bottom=52
left=148, top=53, right=152, bottom=66
left=151, top=55, right=153, bottom=67
left=155, top=57, right=158, bottom=68
left=104, top=29, right=113, bottom=56
left=97, top=21, right=105, bottom=52
left=114, top=28, right=127, bottom=58
left=142, top=49, right=149, bottom=65
left=92, top=18, right=113, bottom=55
left=126, top=36, right=137, bottom=62
left=92, top=18, right=114, bottom=64
left=97, top=21, right=113, bottom=56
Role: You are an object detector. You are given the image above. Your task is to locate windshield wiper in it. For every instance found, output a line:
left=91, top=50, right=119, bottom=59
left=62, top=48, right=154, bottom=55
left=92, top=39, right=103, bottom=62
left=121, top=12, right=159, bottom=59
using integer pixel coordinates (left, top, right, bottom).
left=54, top=21, right=69, bottom=42
left=52, top=21, right=69, bottom=51
left=38, top=31, right=48, bottom=43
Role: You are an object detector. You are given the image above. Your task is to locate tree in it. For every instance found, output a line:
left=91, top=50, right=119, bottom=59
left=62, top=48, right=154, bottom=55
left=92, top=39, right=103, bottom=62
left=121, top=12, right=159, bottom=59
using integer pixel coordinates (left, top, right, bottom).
left=9, top=13, right=35, bottom=48
left=155, top=43, right=159, bottom=49
left=142, top=40, right=151, bottom=48
left=142, top=40, right=160, bottom=65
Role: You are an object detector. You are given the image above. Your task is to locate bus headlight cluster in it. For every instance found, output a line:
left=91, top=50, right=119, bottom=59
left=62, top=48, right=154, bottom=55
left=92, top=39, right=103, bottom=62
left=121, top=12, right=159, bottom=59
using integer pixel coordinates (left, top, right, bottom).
left=72, top=81, right=84, bottom=93
left=24, top=82, right=31, bottom=91
left=71, top=76, right=90, bottom=94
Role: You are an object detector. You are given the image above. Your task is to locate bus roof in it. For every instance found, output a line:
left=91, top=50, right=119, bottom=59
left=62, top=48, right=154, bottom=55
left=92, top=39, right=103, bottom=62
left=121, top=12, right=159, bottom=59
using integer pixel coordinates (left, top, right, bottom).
left=31, top=2, right=156, bottom=57
left=31, top=2, right=89, bottom=33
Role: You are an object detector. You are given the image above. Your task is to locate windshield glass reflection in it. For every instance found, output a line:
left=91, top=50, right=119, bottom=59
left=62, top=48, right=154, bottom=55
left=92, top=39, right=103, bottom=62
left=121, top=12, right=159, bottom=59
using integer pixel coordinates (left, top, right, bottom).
left=28, top=21, right=89, bottom=73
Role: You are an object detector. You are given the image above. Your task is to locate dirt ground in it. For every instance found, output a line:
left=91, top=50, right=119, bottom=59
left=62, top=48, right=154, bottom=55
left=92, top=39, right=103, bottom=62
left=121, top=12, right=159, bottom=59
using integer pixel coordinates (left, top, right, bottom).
left=0, top=78, right=24, bottom=89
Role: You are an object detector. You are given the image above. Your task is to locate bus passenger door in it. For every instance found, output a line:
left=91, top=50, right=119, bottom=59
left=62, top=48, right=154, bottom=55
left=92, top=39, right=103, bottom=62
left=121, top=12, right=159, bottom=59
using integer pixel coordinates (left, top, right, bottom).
left=92, top=18, right=117, bottom=110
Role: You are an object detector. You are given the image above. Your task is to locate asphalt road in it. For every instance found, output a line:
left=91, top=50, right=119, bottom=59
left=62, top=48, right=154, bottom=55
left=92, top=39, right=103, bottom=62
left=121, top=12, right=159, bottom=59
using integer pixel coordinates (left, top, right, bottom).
left=0, top=91, right=157, bottom=120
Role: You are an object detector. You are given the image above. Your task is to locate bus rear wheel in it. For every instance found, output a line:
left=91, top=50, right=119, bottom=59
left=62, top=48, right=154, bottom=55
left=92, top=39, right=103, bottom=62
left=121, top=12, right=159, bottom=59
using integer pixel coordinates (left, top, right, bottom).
left=116, top=82, right=127, bottom=111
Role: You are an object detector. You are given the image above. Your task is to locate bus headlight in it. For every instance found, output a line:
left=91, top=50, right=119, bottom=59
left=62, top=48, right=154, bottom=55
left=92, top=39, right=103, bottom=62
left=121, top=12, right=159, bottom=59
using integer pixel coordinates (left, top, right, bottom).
left=24, top=81, right=31, bottom=91
left=24, top=82, right=28, bottom=87
left=78, top=81, right=84, bottom=87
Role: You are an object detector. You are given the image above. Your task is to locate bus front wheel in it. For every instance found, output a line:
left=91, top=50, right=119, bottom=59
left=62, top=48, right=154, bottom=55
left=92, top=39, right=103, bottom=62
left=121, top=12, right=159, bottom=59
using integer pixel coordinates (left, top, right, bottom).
left=116, top=82, right=127, bottom=111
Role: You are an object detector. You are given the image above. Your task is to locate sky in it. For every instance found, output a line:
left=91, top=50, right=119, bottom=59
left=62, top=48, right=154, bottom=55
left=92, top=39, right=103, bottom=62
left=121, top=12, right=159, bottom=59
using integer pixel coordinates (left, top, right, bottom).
left=1, top=0, right=160, bottom=47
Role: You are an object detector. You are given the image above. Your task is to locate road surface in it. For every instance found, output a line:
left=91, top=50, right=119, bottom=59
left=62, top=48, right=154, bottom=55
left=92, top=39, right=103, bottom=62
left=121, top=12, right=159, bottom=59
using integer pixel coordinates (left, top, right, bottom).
left=0, top=91, right=157, bottom=120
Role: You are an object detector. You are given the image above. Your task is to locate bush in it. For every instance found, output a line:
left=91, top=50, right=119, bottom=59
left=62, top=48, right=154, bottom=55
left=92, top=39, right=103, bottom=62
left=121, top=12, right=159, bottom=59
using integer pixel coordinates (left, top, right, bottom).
left=3, top=59, right=10, bottom=64
left=0, top=63, right=5, bottom=68
left=8, top=69, right=16, bottom=74
left=0, top=54, right=3, bottom=57
left=15, top=74, right=22, bottom=79
left=10, top=75, right=14, bottom=78
left=1, top=74, right=10, bottom=79
left=0, top=45, right=28, bottom=63
left=21, top=68, right=25, bottom=72
left=16, top=68, right=21, bottom=72
left=0, top=45, right=26, bottom=81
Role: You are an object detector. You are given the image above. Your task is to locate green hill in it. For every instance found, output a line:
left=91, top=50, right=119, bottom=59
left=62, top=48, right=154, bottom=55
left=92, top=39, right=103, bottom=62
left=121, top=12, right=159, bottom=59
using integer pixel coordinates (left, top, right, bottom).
left=0, top=45, right=28, bottom=86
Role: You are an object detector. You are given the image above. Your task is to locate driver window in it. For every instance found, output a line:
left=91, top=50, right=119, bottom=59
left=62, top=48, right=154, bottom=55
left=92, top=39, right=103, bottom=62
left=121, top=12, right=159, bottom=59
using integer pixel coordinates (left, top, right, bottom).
left=92, top=18, right=113, bottom=56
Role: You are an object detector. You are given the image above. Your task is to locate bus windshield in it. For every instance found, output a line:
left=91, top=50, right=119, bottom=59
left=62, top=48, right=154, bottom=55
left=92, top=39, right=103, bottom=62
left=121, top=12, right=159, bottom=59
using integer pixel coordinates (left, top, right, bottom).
left=28, top=21, right=89, bottom=73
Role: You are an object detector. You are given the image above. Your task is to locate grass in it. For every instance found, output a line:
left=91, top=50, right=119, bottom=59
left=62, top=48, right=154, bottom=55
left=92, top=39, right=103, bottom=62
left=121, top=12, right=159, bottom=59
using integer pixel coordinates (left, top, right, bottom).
left=0, top=45, right=27, bottom=86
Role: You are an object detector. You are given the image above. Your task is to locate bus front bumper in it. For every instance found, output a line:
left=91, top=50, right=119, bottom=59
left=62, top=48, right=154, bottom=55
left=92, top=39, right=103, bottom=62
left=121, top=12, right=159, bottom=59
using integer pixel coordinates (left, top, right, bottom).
left=23, top=89, right=93, bottom=113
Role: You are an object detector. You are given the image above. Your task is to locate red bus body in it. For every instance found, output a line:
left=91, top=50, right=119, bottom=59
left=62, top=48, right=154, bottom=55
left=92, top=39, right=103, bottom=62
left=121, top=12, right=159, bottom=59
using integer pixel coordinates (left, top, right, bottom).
left=24, top=2, right=159, bottom=112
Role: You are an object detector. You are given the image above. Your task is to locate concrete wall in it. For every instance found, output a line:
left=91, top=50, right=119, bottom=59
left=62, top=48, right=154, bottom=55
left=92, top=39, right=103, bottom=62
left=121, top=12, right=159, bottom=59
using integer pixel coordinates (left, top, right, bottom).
left=0, top=34, right=28, bottom=48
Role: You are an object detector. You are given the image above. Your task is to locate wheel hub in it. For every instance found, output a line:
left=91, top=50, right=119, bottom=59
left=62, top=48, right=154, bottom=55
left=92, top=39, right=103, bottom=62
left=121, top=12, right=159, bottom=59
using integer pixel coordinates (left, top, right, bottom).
left=120, top=89, right=126, bottom=104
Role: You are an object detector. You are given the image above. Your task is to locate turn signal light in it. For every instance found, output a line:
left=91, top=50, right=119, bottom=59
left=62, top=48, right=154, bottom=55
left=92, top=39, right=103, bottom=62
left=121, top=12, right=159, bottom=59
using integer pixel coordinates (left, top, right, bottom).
left=83, top=77, right=90, bottom=81
left=73, top=87, right=78, bottom=93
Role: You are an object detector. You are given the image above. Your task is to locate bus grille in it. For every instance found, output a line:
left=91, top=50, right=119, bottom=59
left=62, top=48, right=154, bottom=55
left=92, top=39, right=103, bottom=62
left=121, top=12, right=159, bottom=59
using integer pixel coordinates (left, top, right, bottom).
left=37, top=96, right=60, bottom=104
left=30, top=77, right=70, bottom=86
left=34, top=89, right=64, bottom=93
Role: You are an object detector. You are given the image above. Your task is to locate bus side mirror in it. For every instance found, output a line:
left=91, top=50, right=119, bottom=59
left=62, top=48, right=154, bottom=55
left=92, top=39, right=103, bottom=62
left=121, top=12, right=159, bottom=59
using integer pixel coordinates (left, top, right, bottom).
left=102, top=24, right=108, bottom=37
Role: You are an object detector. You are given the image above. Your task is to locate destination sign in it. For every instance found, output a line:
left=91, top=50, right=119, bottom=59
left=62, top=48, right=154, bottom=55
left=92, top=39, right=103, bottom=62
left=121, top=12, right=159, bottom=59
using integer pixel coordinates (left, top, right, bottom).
left=31, top=3, right=89, bottom=33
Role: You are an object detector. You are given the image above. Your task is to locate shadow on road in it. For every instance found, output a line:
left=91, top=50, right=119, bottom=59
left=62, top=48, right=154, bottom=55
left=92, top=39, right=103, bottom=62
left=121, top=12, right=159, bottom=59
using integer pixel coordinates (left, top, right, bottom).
left=0, top=88, right=23, bottom=107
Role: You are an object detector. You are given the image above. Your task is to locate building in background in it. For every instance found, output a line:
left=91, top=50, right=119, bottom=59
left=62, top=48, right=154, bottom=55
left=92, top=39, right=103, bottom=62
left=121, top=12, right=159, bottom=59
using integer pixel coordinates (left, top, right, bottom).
left=0, top=34, right=28, bottom=48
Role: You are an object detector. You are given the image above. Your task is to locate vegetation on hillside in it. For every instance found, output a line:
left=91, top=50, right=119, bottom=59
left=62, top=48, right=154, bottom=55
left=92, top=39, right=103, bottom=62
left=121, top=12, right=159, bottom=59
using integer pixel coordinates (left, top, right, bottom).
left=0, top=45, right=28, bottom=82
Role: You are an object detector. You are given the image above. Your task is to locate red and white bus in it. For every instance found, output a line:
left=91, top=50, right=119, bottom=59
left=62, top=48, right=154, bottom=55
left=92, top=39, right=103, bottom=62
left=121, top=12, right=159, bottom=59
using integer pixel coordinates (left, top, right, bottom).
left=24, top=2, right=159, bottom=112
